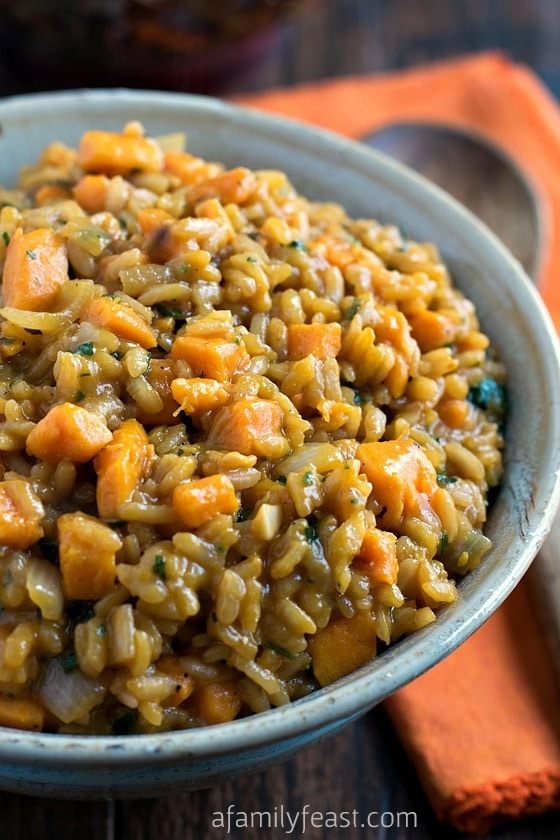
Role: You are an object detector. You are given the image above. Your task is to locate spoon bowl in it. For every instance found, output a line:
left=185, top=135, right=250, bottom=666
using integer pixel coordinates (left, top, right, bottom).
left=362, top=121, right=542, bottom=278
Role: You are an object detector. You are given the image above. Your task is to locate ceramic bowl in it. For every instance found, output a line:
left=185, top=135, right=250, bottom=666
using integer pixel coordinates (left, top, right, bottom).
left=0, top=89, right=558, bottom=799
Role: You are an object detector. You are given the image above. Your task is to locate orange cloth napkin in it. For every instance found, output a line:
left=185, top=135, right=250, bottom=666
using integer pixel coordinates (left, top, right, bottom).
left=233, top=52, right=560, bottom=834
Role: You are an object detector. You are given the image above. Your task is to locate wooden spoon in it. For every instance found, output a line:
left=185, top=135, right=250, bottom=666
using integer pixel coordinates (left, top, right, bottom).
left=362, top=121, right=541, bottom=278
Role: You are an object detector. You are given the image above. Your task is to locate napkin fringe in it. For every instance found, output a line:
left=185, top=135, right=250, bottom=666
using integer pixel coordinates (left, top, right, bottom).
left=442, top=769, right=560, bottom=834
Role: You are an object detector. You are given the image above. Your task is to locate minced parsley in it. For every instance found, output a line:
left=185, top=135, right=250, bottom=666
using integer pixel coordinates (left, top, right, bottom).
left=344, top=298, right=361, bottom=320
left=74, top=341, right=95, bottom=356
left=262, top=641, right=298, bottom=660
left=61, top=649, right=78, bottom=674
left=152, top=554, right=167, bottom=579
left=154, top=303, right=183, bottom=318
left=468, top=377, right=508, bottom=424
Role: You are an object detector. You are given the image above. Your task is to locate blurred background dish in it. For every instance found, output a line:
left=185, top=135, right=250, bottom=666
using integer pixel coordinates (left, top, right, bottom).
left=0, top=0, right=314, bottom=95
left=0, top=0, right=558, bottom=100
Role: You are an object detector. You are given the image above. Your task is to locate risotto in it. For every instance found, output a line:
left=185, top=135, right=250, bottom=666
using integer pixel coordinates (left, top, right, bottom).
left=0, top=123, right=506, bottom=734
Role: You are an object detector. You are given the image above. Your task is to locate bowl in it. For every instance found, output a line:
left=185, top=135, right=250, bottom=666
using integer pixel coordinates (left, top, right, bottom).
left=0, top=88, right=558, bottom=799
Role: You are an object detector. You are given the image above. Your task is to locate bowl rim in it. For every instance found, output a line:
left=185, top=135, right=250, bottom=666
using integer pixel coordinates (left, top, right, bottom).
left=0, top=87, right=559, bottom=769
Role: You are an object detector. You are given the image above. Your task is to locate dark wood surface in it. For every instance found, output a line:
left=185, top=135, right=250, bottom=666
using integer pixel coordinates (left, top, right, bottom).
left=1, top=1, right=560, bottom=838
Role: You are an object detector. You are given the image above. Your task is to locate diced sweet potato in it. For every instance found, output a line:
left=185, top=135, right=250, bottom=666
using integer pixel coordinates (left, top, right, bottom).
left=136, top=206, right=174, bottom=236
left=0, top=478, right=44, bottom=549
left=0, top=694, right=44, bottom=731
left=76, top=129, right=164, bottom=176
left=357, top=438, right=439, bottom=531
left=57, top=511, right=122, bottom=601
left=94, top=419, right=155, bottom=519
left=81, top=295, right=157, bottom=350
left=190, top=681, right=242, bottom=725
left=314, top=233, right=360, bottom=268
left=163, top=150, right=216, bottom=185
left=34, top=184, right=71, bottom=205
left=438, top=397, right=470, bottom=429
left=287, top=322, right=342, bottom=361
left=170, top=335, right=249, bottom=382
left=187, top=167, right=257, bottom=205
left=308, top=611, right=377, bottom=686
left=375, top=305, right=418, bottom=357
left=2, top=227, right=68, bottom=311
left=171, top=377, right=230, bottom=415
left=26, top=403, right=112, bottom=465
left=172, top=474, right=239, bottom=529
left=408, top=308, right=458, bottom=352
left=206, top=398, right=289, bottom=458
left=355, top=527, right=399, bottom=586
left=72, top=174, right=111, bottom=213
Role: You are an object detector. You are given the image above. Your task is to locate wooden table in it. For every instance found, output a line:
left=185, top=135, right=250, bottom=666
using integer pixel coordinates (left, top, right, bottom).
left=1, top=2, right=560, bottom=838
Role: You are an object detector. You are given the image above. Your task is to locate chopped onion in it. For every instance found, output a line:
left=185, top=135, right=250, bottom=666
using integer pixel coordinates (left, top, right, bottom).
left=274, top=441, right=357, bottom=478
left=36, top=657, right=106, bottom=724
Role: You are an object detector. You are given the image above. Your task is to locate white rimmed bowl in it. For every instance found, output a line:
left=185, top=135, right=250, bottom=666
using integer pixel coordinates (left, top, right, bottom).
left=0, top=89, right=559, bottom=799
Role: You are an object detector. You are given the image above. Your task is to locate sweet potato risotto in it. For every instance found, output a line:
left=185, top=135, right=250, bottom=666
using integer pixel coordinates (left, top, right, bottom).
left=0, top=123, right=506, bottom=734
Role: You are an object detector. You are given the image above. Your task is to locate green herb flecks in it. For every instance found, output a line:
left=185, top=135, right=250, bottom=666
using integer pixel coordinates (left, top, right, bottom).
left=262, top=641, right=298, bottom=660
left=352, top=388, right=364, bottom=405
left=74, top=341, right=95, bottom=356
left=344, top=298, right=361, bottom=320
left=154, top=303, right=183, bottom=319
left=61, top=649, right=78, bottom=674
left=304, top=516, right=319, bottom=544
left=436, top=472, right=458, bottom=486
left=152, top=554, right=167, bottom=580
left=468, top=377, right=508, bottom=426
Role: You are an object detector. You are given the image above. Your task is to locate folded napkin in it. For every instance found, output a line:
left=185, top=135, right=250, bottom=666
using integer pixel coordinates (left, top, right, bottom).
left=233, top=52, right=560, bottom=834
